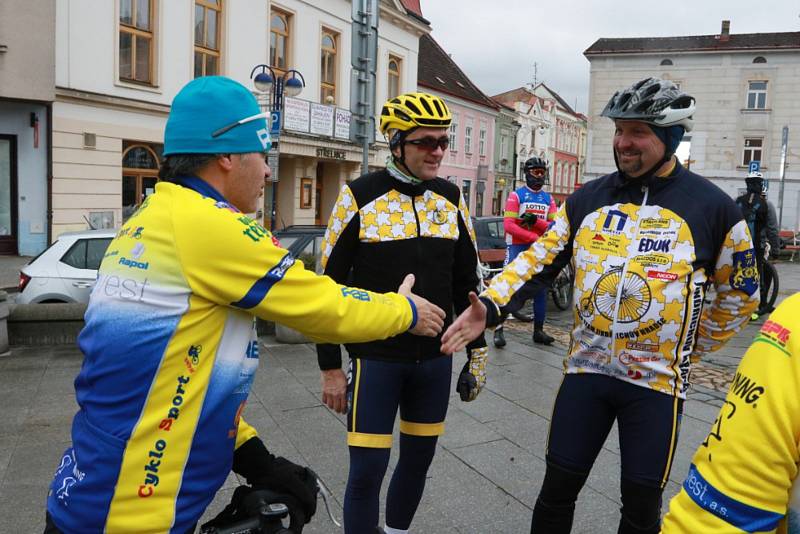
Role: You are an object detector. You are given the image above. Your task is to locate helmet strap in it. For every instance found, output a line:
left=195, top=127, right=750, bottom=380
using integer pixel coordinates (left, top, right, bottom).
left=390, top=127, right=424, bottom=182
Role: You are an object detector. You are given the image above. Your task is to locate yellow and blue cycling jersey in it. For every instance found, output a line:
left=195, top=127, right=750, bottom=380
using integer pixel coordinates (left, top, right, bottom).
left=662, top=293, right=800, bottom=533
left=482, top=162, right=759, bottom=398
left=46, top=177, right=416, bottom=533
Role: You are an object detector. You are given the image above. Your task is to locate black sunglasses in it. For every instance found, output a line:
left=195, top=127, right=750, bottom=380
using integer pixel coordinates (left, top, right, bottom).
left=405, top=136, right=450, bottom=151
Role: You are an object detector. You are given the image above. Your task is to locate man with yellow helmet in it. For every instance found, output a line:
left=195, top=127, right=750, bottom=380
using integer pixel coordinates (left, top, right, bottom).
left=316, top=92, right=488, bottom=534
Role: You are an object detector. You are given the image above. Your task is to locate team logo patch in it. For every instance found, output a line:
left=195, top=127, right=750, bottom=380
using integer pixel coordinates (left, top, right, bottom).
left=729, top=249, right=758, bottom=296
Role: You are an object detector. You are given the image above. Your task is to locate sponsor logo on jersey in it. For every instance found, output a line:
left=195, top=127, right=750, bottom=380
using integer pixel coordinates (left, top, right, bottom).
left=214, top=201, right=240, bottom=213
left=756, top=319, right=791, bottom=355
left=729, top=371, right=765, bottom=405
left=633, top=254, right=670, bottom=266
left=626, top=341, right=660, bottom=352
left=640, top=218, right=670, bottom=230
left=647, top=270, right=678, bottom=281
left=119, top=257, right=149, bottom=270
left=116, top=225, right=144, bottom=239
left=97, top=274, right=149, bottom=301
left=592, top=234, right=606, bottom=242
left=238, top=215, right=269, bottom=243
left=131, top=242, right=145, bottom=259
left=602, top=209, right=629, bottom=233
left=184, top=344, right=202, bottom=373
left=638, top=238, right=672, bottom=253
left=574, top=349, right=611, bottom=365
left=619, top=352, right=661, bottom=365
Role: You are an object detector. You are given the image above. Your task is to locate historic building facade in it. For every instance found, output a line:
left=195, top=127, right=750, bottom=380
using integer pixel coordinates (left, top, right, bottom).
left=585, top=21, right=800, bottom=230
left=417, top=34, right=498, bottom=217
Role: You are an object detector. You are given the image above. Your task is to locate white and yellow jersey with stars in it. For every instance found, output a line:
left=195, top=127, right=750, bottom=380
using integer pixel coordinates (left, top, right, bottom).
left=46, top=177, right=416, bottom=533
left=317, top=169, right=486, bottom=370
left=663, top=293, right=800, bottom=533
left=482, top=162, right=759, bottom=398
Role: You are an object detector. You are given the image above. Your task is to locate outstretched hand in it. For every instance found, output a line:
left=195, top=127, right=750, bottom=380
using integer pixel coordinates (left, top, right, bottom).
left=398, top=274, right=446, bottom=337
left=440, top=292, right=487, bottom=354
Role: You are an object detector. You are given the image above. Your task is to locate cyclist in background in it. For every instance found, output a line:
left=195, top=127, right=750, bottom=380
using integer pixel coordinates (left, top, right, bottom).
left=661, top=292, right=800, bottom=533
left=492, top=156, right=557, bottom=348
left=736, top=171, right=780, bottom=318
left=442, top=77, right=759, bottom=533
left=316, top=92, right=487, bottom=534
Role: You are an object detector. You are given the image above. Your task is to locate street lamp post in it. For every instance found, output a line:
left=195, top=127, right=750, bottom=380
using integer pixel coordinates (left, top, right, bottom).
left=250, top=64, right=305, bottom=230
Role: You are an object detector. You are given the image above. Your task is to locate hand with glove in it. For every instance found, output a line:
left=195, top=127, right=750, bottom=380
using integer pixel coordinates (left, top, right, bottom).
left=520, top=212, right=539, bottom=228
left=456, top=346, right=488, bottom=402
left=232, top=437, right=318, bottom=532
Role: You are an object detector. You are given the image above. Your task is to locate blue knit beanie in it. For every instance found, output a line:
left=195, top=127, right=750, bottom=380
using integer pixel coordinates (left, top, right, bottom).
left=647, top=124, right=685, bottom=156
left=163, top=76, right=271, bottom=156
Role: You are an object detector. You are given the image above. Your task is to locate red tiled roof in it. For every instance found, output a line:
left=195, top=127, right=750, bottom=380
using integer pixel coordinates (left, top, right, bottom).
left=399, top=0, right=423, bottom=18
left=418, top=34, right=498, bottom=111
left=585, top=31, right=800, bottom=55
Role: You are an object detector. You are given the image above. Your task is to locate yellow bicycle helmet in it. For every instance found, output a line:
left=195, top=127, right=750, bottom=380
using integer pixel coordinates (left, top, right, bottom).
left=379, top=92, right=452, bottom=135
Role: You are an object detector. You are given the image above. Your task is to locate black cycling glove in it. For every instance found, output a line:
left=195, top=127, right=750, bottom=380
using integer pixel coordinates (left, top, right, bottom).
left=521, top=212, right=539, bottom=227
left=232, top=437, right=318, bottom=526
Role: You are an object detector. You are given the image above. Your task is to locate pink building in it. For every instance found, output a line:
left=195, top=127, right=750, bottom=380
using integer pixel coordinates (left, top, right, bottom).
left=418, top=34, right=499, bottom=216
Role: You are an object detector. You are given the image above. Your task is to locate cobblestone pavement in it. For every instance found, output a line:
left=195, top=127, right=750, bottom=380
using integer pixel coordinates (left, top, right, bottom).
left=0, top=262, right=797, bottom=533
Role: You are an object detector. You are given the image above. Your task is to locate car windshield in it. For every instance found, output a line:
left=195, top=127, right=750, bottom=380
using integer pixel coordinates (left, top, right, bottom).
left=275, top=236, right=298, bottom=250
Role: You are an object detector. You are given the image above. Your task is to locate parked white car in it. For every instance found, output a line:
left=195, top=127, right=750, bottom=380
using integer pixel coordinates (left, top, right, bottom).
left=17, top=229, right=116, bottom=304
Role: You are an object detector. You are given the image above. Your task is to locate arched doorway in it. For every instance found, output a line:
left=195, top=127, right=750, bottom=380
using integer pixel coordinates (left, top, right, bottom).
left=122, top=142, right=161, bottom=221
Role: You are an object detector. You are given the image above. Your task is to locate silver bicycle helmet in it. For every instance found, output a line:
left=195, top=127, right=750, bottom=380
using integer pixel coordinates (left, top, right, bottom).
left=601, top=77, right=695, bottom=132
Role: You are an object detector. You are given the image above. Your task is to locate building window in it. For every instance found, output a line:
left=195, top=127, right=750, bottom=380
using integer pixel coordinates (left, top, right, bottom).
left=194, top=0, right=222, bottom=78
left=747, top=81, right=767, bottom=109
left=119, top=0, right=154, bottom=84
left=479, top=127, right=486, bottom=156
left=753, top=56, right=767, bottom=64
left=270, top=8, right=290, bottom=77
left=465, top=125, right=473, bottom=154
left=449, top=113, right=458, bottom=151
left=462, top=179, right=472, bottom=208
left=122, top=141, right=162, bottom=221
left=500, top=134, right=509, bottom=163
left=321, top=29, right=338, bottom=104
left=660, top=58, right=673, bottom=66
left=388, top=56, right=401, bottom=100
left=742, top=138, right=763, bottom=166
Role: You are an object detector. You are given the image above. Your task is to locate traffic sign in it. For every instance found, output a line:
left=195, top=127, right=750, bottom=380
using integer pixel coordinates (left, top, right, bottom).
left=270, top=111, right=281, bottom=135
left=748, top=160, right=760, bottom=173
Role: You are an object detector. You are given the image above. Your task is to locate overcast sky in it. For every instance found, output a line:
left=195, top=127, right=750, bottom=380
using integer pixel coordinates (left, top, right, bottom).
left=420, top=0, right=800, bottom=114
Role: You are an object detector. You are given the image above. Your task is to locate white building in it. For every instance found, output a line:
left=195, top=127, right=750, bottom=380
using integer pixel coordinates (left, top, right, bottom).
left=493, top=84, right=586, bottom=204
left=584, top=21, right=800, bottom=230
left=0, top=0, right=54, bottom=255
left=48, top=0, right=428, bottom=239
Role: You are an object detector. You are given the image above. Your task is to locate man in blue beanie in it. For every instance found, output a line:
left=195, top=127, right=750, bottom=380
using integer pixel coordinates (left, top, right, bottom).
left=44, top=76, right=445, bottom=534
left=441, top=77, right=758, bottom=533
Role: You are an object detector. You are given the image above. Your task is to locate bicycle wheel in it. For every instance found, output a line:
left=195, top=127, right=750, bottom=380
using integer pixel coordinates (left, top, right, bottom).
left=551, top=264, right=574, bottom=310
left=592, top=267, right=651, bottom=323
left=762, top=261, right=779, bottom=311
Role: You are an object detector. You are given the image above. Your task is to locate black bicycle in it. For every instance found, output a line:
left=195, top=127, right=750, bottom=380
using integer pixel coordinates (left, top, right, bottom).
left=759, top=255, right=779, bottom=314
left=550, top=262, right=575, bottom=311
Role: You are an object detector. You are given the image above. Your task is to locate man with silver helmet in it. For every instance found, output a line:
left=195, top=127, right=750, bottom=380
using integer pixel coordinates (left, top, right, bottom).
left=441, top=77, right=759, bottom=533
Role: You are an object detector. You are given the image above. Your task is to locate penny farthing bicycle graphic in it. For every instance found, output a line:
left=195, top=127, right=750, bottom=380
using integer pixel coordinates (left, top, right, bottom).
left=580, top=266, right=652, bottom=323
